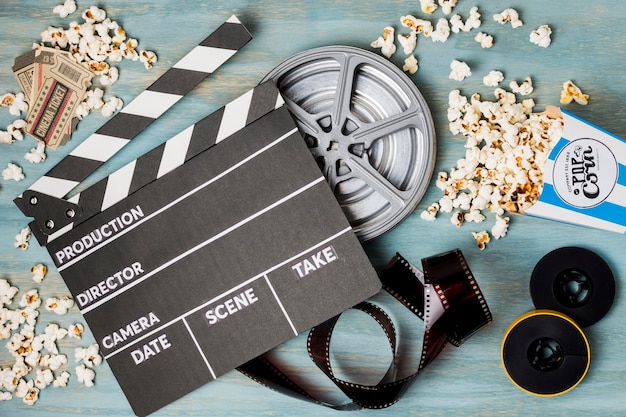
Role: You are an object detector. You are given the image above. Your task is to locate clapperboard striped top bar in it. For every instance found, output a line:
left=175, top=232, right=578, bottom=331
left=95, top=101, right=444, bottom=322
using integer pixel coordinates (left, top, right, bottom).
left=42, top=82, right=285, bottom=244
left=18, top=15, right=251, bottom=202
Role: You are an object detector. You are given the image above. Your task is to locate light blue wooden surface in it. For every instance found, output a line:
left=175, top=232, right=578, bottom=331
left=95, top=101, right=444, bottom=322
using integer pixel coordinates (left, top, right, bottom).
left=1, top=1, right=625, bottom=416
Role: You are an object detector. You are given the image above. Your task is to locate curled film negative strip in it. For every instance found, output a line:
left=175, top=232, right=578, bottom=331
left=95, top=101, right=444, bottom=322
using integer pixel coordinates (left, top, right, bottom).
left=238, top=249, right=492, bottom=409
left=262, top=46, right=436, bottom=241
left=14, top=15, right=253, bottom=243
left=502, top=247, right=615, bottom=396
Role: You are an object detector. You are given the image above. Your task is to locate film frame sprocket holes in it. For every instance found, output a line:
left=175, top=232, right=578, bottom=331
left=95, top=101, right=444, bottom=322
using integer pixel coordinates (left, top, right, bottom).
left=501, top=246, right=616, bottom=396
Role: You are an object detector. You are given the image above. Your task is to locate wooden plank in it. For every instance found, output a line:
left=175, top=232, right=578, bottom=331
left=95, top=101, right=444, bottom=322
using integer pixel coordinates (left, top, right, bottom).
left=1, top=1, right=625, bottom=416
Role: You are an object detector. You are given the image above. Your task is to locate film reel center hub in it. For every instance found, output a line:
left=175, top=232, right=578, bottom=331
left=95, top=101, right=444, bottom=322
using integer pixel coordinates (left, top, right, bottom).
left=527, top=337, right=564, bottom=372
left=262, top=46, right=436, bottom=241
left=553, top=268, right=592, bottom=308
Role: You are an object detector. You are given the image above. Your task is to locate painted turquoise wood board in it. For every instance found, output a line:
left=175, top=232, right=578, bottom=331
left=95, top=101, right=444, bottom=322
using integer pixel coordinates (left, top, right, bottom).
left=0, top=1, right=625, bottom=416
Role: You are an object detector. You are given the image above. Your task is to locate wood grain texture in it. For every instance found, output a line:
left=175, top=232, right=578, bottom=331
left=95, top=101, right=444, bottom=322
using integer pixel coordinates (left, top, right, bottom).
left=0, top=1, right=625, bottom=416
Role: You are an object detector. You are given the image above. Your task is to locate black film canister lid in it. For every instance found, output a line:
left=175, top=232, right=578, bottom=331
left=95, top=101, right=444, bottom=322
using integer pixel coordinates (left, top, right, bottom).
left=501, top=310, right=590, bottom=396
left=530, top=247, right=615, bottom=327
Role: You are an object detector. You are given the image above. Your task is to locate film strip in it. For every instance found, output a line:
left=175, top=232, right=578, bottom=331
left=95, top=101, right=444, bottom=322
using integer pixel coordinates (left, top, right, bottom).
left=24, top=81, right=284, bottom=244
left=502, top=246, right=616, bottom=396
left=14, top=15, right=252, bottom=236
left=238, top=249, right=492, bottom=409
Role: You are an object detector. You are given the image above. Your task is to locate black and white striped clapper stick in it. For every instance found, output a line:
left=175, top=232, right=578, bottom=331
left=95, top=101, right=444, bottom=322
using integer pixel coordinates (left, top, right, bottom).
left=14, top=15, right=251, bottom=229
left=39, top=81, right=285, bottom=244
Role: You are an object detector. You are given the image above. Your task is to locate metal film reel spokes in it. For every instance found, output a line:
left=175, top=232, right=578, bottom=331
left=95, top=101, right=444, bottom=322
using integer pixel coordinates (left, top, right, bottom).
left=263, top=46, right=436, bottom=241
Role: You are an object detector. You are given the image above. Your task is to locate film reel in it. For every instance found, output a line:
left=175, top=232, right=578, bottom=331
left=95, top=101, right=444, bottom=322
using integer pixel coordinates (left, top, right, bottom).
left=503, top=247, right=615, bottom=397
left=501, top=310, right=590, bottom=397
left=530, top=247, right=615, bottom=327
left=262, top=46, right=436, bottom=241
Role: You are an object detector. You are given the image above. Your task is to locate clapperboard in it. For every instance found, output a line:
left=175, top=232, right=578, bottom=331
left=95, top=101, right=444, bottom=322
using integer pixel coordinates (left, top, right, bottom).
left=15, top=16, right=381, bottom=416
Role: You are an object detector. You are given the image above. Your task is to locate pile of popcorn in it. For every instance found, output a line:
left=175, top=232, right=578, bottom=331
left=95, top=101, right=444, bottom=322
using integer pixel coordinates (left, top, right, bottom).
left=42, top=2, right=157, bottom=119
left=46, top=1, right=157, bottom=73
left=420, top=84, right=564, bottom=248
left=1, top=0, right=156, bottom=180
left=370, top=3, right=592, bottom=249
left=0, top=271, right=102, bottom=405
left=371, top=3, right=552, bottom=76
left=421, top=76, right=589, bottom=249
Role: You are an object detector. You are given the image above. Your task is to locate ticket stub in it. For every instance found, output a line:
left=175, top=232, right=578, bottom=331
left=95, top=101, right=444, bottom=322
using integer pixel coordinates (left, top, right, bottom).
left=34, top=48, right=82, bottom=140
left=14, top=47, right=75, bottom=105
left=526, top=109, right=626, bottom=233
left=12, top=49, right=36, bottom=101
left=13, top=48, right=77, bottom=144
left=24, top=47, right=92, bottom=149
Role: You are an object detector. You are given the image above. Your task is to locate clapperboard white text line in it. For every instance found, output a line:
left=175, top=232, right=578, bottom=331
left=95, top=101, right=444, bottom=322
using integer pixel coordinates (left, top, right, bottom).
left=263, top=274, right=298, bottom=335
left=103, top=225, right=353, bottom=361
left=183, top=318, right=217, bottom=379
left=56, top=127, right=298, bottom=272
left=80, top=165, right=319, bottom=314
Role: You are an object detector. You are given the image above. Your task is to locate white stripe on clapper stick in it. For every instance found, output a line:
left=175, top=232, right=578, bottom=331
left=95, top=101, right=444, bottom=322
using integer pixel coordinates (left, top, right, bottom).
left=156, top=125, right=194, bottom=179
left=215, top=88, right=254, bottom=143
left=173, top=46, right=237, bottom=73
left=120, top=90, right=182, bottom=120
left=183, top=317, right=217, bottom=379
left=70, top=134, right=130, bottom=162
left=101, top=161, right=137, bottom=211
